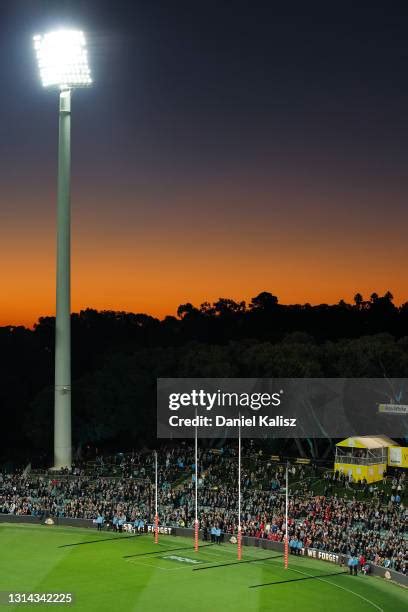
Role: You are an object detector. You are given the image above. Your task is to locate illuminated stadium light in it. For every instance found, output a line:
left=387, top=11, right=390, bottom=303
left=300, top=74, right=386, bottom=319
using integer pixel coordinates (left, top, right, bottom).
left=33, top=30, right=92, bottom=88
left=33, top=29, right=92, bottom=468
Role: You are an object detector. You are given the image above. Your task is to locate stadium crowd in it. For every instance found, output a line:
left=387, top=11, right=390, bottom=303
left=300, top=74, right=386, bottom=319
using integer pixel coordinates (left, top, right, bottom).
left=0, top=446, right=406, bottom=575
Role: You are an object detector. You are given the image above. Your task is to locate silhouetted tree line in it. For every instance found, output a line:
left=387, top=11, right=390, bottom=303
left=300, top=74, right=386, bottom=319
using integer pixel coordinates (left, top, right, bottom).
left=1, top=291, right=408, bottom=463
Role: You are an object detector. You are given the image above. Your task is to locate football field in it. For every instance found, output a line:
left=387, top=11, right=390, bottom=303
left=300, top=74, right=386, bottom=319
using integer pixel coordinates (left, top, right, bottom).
left=0, top=524, right=406, bottom=611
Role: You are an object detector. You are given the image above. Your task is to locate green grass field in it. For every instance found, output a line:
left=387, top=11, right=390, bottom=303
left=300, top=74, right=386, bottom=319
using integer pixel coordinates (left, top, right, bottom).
left=0, top=524, right=406, bottom=612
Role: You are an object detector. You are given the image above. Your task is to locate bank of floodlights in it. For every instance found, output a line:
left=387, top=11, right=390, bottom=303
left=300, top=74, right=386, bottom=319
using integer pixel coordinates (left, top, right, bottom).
left=33, top=30, right=92, bottom=89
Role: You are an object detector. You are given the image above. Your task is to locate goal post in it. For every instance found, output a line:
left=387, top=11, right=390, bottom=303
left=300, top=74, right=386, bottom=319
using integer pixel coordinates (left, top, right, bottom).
left=154, top=450, right=159, bottom=544
left=237, top=416, right=242, bottom=560
left=194, top=417, right=199, bottom=551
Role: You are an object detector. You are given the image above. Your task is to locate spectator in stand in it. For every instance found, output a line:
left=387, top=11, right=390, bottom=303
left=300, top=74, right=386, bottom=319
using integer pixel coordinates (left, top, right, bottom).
left=362, top=562, right=371, bottom=575
left=1, top=447, right=406, bottom=575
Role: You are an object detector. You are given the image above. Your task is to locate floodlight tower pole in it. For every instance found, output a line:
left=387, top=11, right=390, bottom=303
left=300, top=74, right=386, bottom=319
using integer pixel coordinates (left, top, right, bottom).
left=237, top=417, right=242, bottom=560
left=54, top=88, right=72, bottom=469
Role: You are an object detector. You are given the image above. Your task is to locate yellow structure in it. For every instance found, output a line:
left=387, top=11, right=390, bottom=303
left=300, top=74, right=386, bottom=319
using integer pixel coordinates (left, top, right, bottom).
left=388, top=446, right=408, bottom=468
left=334, top=436, right=398, bottom=484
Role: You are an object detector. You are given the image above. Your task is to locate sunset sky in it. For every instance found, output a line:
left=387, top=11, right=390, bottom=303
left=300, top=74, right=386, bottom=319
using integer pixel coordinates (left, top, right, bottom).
left=2, top=1, right=408, bottom=327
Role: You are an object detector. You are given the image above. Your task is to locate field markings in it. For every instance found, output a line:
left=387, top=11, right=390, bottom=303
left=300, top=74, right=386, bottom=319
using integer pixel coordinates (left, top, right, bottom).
left=123, top=541, right=262, bottom=573
left=191, top=542, right=273, bottom=559
left=250, top=564, right=384, bottom=612
left=193, top=554, right=283, bottom=571
left=197, top=545, right=385, bottom=612
left=123, top=541, right=219, bottom=572
left=125, top=558, right=188, bottom=572
left=191, top=543, right=281, bottom=562
left=123, top=543, right=214, bottom=559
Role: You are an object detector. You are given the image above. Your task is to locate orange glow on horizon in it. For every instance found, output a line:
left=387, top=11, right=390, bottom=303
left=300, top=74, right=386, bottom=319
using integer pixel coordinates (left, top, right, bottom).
left=2, top=219, right=407, bottom=328
left=2, top=183, right=408, bottom=329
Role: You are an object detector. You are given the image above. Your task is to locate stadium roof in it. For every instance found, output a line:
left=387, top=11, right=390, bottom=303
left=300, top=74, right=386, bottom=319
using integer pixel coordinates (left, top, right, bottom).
left=336, top=435, right=398, bottom=449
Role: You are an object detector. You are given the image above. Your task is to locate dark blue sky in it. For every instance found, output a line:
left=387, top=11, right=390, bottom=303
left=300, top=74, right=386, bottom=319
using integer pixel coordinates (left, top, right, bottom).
left=2, top=1, right=408, bottom=325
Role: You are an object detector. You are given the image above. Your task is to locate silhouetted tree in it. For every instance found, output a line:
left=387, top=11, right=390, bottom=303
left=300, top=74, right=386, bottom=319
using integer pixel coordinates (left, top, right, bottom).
left=2, top=290, right=408, bottom=462
left=250, top=292, right=279, bottom=310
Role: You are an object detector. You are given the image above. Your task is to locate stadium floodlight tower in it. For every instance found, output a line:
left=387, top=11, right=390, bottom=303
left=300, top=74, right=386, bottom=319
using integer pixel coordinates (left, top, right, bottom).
left=33, top=30, right=92, bottom=469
